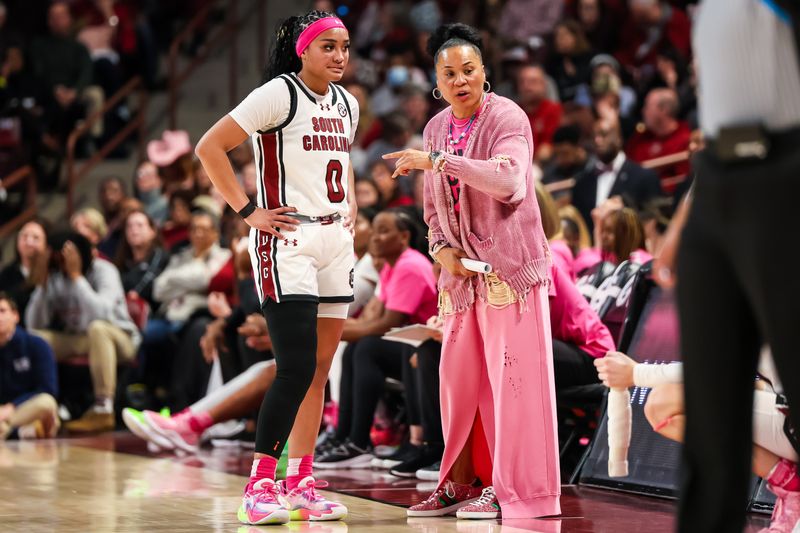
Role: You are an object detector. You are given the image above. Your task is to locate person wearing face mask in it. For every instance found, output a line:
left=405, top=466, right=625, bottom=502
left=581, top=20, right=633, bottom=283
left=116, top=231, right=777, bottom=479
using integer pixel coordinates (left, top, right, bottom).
left=385, top=23, right=560, bottom=521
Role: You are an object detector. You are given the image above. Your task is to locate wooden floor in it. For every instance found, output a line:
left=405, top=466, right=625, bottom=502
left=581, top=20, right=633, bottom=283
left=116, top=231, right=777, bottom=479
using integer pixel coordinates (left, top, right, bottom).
left=0, top=436, right=771, bottom=532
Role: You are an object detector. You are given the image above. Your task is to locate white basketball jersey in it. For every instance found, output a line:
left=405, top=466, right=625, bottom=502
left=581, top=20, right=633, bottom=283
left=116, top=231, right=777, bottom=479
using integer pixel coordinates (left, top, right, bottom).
left=229, top=72, right=359, bottom=217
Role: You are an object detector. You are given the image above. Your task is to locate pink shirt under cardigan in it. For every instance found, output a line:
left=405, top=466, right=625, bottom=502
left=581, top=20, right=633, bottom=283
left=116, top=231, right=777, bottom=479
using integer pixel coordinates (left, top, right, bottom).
left=549, top=264, right=615, bottom=357
left=423, top=93, right=551, bottom=313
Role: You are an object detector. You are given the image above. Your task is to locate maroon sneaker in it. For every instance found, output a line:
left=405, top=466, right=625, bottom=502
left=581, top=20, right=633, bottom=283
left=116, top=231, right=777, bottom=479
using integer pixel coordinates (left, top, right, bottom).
left=456, top=486, right=501, bottom=519
left=407, top=480, right=483, bottom=517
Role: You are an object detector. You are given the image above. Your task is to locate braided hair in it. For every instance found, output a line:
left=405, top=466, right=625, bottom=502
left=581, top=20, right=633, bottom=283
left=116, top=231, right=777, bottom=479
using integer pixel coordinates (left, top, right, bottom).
left=264, top=10, right=337, bottom=82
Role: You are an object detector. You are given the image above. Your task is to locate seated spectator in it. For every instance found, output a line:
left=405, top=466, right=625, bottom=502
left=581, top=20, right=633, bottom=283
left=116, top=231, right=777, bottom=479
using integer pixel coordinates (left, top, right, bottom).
left=560, top=205, right=597, bottom=275
left=574, top=0, right=620, bottom=53
left=26, top=231, right=140, bottom=433
left=351, top=207, right=380, bottom=318
left=550, top=264, right=615, bottom=391
left=639, top=198, right=671, bottom=258
left=0, top=293, right=59, bottom=440
left=517, top=64, right=563, bottom=162
left=371, top=160, right=414, bottom=208
left=615, top=0, right=691, bottom=76
left=71, top=207, right=107, bottom=253
left=588, top=54, right=637, bottom=122
left=0, top=219, right=48, bottom=323
left=114, top=209, right=169, bottom=313
left=134, top=160, right=169, bottom=225
left=542, top=124, right=593, bottom=187
left=147, top=129, right=195, bottom=195
left=598, top=206, right=652, bottom=266
left=596, top=350, right=800, bottom=531
left=498, top=0, right=563, bottom=46
left=97, top=176, right=129, bottom=258
left=160, top=190, right=194, bottom=251
left=572, top=117, right=663, bottom=234
left=625, top=88, right=691, bottom=191
left=141, top=208, right=232, bottom=410
left=316, top=209, right=438, bottom=468
left=536, top=180, right=575, bottom=278
left=354, top=177, right=382, bottom=210
left=29, top=1, right=92, bottom=146
left=547, top=19, right=594, bottom=102
left=72, top=0, right=138, bottom=80
left=0, top=33, right=49, bottom=181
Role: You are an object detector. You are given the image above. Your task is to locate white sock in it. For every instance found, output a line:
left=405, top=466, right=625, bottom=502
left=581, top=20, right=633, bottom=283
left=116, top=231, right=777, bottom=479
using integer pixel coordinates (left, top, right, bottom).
left=287, top=458, right=302, bottom=477
left=92, top=398, right=113, bottom=413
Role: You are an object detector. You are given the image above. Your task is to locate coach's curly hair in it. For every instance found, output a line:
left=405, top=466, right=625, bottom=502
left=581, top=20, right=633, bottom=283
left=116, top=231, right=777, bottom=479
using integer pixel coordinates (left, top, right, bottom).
left=264, top=10, right=337, bottom=82
left=426, top=23, right=483, bottom=64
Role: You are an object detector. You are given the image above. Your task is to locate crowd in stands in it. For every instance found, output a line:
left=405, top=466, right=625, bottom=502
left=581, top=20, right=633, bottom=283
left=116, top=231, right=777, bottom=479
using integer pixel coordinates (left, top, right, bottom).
left=0, top=0, right=214, bottom=222
left=0, top=0, right=701, bottom=483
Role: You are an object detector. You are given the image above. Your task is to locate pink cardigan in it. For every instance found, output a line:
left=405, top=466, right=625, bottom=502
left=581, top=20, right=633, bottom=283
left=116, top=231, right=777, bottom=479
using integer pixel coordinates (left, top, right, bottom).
left=423, top=93, right=551, bottom=314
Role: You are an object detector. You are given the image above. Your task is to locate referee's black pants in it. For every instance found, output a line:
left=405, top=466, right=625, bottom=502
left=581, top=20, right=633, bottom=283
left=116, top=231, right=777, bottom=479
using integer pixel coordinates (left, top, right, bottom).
left=676, top=131, right=800, bottom=533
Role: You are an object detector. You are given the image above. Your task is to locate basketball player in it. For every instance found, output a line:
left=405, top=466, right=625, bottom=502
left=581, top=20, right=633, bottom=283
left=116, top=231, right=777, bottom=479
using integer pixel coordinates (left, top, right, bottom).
left=195, top=10, right=358, bottom=525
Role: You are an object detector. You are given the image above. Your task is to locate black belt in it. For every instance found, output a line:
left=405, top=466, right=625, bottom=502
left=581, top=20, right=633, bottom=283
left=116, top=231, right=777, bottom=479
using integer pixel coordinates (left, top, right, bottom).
left=293, top=213, right=342, bottom=225
left=706, top=125, right=800, bottom=164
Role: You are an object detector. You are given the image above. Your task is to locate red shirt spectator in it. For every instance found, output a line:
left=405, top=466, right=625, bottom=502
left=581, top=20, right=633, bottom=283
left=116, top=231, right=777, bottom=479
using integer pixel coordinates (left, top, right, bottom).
left=517, top=65, right=563, bottom=160
left=615, top=0, right=691, bottom=72
left=625, top=88, right=690, bottom=192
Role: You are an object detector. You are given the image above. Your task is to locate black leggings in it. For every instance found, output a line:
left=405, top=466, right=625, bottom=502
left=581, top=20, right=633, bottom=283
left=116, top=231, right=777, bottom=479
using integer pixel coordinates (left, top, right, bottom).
left=336, top=336, right=418, bottom=449
left=552, top=339, right=600, bottom=390
left=254, top=300, right=318, bottom=458
left=414, top=340, right=444, bottom=446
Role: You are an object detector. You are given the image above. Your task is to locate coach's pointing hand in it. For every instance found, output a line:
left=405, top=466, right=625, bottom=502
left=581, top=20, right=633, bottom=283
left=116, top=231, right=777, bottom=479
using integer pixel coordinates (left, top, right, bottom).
left=244, top=206, right=301, bottom=240
left=383, top=149, right=433, bottom=179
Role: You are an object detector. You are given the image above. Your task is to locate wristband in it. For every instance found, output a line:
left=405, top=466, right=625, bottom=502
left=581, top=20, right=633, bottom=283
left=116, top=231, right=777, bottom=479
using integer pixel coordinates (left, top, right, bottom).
left=237, top=200, right=257, bottom=219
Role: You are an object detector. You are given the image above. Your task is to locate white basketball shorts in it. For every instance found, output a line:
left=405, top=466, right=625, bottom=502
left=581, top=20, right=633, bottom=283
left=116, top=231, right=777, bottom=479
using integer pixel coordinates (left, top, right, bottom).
left=250, top=219, right=354, bottom=319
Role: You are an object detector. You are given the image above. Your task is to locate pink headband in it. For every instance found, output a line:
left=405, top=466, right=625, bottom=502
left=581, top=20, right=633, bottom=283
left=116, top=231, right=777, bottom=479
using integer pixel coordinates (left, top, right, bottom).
left=295, top=17, right=347, bottom=57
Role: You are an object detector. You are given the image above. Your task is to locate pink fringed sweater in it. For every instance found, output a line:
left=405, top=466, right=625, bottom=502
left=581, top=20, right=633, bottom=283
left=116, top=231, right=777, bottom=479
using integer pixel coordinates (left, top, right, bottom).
left=423, top=93, right=551, bottom=314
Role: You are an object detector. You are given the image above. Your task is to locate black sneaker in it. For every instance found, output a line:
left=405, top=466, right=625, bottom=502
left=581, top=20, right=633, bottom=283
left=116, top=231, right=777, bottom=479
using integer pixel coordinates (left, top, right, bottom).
left=390, top=444, right=443, bottom=478
left=210, top=429, right=256, bottom=449
left=314, top=431, right=342, bottom=456
left=373, top=440, right=421, bottom=469
left=313, top=439, right=374, bottom=469
left=416, top=460, right=441, bottom=481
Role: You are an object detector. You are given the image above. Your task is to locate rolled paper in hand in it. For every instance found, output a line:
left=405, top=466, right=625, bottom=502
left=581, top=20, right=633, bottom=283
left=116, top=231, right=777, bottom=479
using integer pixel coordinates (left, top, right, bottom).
left=607, top=387, right=631, bottom=477
left=460, top=258, right=492, bottom=273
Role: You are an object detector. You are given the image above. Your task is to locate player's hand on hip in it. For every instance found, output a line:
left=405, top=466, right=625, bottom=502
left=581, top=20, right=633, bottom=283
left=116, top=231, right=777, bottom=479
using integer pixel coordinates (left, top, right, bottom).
left=245, top=206, right=300, bottom=239
left=383, top=149, right=433, bottom=179
left=344, top=199, right=357, bottom=236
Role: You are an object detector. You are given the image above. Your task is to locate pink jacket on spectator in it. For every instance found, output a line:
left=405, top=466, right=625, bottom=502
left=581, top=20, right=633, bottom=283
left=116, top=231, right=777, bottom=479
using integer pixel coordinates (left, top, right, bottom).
left=549, top=264, right=615, bottom=357
left=549, top=239, right=575, bottom=280
left=423, top=93, right=551, bottom=313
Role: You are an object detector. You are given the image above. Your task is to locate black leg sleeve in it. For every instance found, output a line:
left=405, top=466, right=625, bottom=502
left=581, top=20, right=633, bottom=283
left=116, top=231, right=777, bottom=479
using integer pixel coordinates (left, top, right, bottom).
left=254, top=299, right=318, bottom=458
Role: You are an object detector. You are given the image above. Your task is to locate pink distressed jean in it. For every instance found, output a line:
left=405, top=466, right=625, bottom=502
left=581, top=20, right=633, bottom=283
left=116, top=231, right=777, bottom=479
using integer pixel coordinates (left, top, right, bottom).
left=438, top=284, right=561, bottom=518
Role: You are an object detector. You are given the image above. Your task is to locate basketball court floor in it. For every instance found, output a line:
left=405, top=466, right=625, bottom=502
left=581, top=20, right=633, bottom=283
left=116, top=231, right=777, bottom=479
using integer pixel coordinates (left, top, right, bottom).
left=0, top=434, right=771, bottom=532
